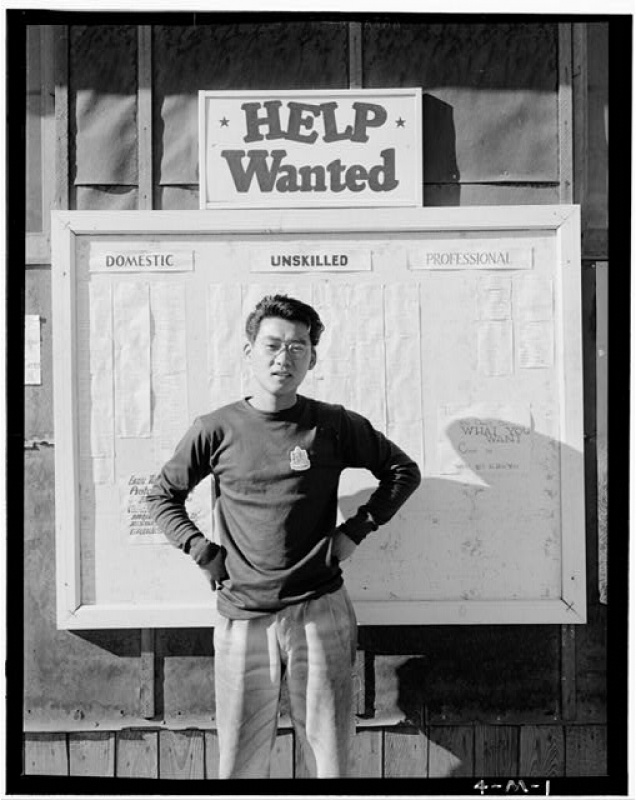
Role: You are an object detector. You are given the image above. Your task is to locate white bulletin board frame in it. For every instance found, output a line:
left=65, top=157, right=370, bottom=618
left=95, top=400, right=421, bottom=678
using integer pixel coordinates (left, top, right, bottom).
left=52, top=206, right=585, bottom=629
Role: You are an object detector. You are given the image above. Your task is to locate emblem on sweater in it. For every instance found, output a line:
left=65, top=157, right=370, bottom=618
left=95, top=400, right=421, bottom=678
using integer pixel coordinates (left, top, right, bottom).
left=290, top=446, right=311, bottom=471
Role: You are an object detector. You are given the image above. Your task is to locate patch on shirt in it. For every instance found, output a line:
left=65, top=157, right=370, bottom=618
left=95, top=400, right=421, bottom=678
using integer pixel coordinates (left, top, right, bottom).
left=290, top=446, right=311, bottom=471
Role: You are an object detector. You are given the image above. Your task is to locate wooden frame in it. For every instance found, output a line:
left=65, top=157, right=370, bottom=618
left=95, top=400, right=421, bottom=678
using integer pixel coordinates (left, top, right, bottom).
left=25, top=24, right=56, bottom=264
left=52, top=205, right=585, bottom=629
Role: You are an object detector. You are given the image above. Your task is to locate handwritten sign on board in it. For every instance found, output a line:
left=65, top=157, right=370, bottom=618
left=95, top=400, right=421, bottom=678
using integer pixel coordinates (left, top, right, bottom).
left=437, top=403, right=534, bottom=478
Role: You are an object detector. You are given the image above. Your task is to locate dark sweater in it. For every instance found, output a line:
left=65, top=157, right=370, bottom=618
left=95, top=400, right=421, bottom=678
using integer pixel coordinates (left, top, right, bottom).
left=146, top=396, right=421, bottom=619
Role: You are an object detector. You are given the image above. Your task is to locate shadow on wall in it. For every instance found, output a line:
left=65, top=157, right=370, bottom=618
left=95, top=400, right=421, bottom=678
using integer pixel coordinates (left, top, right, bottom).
left=422, top=94, right=461, bottom=206
left=350, top=417, right=588, bottom=774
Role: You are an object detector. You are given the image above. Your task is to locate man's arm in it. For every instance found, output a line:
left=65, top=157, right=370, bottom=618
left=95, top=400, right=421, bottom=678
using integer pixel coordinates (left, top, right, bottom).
left=336, top=408, right=422, bottom=546
left=146, top=418, right=227, bottom=581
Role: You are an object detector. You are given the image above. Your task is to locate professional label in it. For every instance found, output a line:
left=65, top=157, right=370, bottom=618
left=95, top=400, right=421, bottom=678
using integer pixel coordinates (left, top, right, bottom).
left=408, top=242, right=533, bottom=270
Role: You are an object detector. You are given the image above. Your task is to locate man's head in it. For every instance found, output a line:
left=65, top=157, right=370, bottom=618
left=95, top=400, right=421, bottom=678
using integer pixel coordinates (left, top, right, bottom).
left=245, top=294, right=324, bottom=347
left=244, top=295, right=325, bottom=410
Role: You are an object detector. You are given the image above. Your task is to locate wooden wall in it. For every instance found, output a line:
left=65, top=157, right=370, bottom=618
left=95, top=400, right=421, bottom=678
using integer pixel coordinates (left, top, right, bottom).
left=24, top=722, right=607, bottom=779
left=17, top=15, right=615, bottom=785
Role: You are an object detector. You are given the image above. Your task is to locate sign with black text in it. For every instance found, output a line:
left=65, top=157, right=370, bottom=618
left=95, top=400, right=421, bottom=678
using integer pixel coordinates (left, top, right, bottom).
left=199, top=89, right=422, bottom=208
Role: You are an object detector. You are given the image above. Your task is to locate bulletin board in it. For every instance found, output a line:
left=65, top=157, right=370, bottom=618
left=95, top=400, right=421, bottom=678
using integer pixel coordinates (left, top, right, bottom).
left=51, top=206, right=585, bottom=629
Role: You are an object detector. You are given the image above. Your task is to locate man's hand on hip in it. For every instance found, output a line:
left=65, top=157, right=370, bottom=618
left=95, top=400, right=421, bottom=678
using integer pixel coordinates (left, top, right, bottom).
left=331, top=530, right=358, bottom=563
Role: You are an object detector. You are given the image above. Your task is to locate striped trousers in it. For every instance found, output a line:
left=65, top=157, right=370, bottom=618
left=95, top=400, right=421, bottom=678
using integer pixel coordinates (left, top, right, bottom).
left=213, top=586, right=358, bottom=778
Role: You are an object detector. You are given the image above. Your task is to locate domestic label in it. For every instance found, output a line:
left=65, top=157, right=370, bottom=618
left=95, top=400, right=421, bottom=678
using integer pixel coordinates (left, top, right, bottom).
left=89, top=242, right=195, bottom=272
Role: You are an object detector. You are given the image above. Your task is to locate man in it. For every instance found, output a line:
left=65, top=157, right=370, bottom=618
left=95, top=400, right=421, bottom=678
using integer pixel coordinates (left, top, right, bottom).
left=146, top=294, right=421, bottom=778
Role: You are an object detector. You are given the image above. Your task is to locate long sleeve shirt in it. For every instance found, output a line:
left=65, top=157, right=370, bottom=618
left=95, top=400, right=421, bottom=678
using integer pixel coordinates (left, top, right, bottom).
left=146, top=395, right=421, bottom=619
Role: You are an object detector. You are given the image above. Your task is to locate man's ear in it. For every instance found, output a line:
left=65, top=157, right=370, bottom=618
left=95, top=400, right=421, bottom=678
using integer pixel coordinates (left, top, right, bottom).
left=243, top=340, right=253, bottom=360
left=308, top=348, right=317, bottom=370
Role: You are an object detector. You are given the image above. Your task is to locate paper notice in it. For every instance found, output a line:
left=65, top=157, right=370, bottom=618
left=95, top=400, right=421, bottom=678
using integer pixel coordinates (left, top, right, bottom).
left=517, top=321, right=555, bottom=369
left=352, top=284, right=386, bottom=431
left=477, top=321, right=513, bottom=376
left=25, top=315, right=41, bottom=385
left=208, top=284, right=243, bottom=409
left=209, top=284, right=243, bottom=378
left=384, top=284, right=422, bottom=423
left=113, top=283, right=151, bottom=437
left=151, top=283, right=189, bottom=457
left=123, top=473, right=168, bottom=545
left=515, top=275, right=554, bottom=321
left=476, top=277, right=512, bottom=321
left=89, top=282, right=115, bottom=480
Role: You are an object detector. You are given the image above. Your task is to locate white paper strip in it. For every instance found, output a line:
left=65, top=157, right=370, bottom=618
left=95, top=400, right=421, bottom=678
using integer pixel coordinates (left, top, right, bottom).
left=353, top=284, right=386, bottom=432
left=515, top=275, right=554, bottom=321
left=517, top=321, right=555, bottom=369
left=477, top=320, right=513, bottom=376
left=151, top=283, right=189, bottom=457
left=208, top=284, right=243, bottom=408
left=113, top=283, right=151, bottom=437
left=475, top=276, right=512, bottom=321
left=25, top=315, right=41, bottom=385
left=88, top=282, right=115, bottom=481
left=384, top=284, right=422, bottom=423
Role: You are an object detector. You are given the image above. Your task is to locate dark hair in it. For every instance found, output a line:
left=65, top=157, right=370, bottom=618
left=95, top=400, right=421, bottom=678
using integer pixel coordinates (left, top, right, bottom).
left=245, top=294, right=325, bottom=346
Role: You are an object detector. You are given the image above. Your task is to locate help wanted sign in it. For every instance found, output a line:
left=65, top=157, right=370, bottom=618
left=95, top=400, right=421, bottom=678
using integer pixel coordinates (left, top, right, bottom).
left=199, top=89, right=422, bottom=208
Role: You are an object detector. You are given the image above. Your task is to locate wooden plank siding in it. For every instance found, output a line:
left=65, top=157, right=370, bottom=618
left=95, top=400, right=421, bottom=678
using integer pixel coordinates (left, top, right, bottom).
left=349, top=729, right=383, bottom=777
left=519, top=725, right=565, bottom=776
left=24, top=733, right=69, bottom=776
left=428, top=725, right=474, bottom=777
left=116, top=730, right=158, bottom=778
left=565, top=724, right=608, bottom=777
left=158, top=729, right=205, bottom=779
left=474, top=725, right=520, bottom=777
left=23, top=723, right=608, bottom=778
left=68, top=731, right=115, bottom=776
left=384, top=728, right=429, bottom=777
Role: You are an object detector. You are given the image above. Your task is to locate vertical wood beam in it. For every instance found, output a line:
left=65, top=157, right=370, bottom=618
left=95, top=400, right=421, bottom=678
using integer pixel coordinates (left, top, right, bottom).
left=137, top=25, right=156, bottom=721
left=572, top=24, right=588, bottom=220
left=348, top=22, right=363, bottom=89
left=54, top=25, right=70, bottom=211
left=558, top=23, right=574, bottom=204
left=140, top=629, right=156, bottom=719
left=137, top=25, right=153, bottom=210
left=560, top=624, right=577, bottom=721
left=558, top=23, right=577, bottom=726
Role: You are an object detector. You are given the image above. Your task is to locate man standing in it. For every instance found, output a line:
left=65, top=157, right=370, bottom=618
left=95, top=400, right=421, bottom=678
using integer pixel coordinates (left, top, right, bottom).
left=146, top=294, right=421, bottom=778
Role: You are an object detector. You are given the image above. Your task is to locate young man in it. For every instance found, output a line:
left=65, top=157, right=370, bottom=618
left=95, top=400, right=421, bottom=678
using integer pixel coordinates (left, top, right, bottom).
left=146, top=294, right=421, bottom=779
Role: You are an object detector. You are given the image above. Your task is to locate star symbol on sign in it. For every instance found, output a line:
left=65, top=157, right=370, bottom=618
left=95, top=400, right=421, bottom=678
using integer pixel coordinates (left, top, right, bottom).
left=396, top=117, right=406, bottom=128
left=220, top=117, right=230, bottom=127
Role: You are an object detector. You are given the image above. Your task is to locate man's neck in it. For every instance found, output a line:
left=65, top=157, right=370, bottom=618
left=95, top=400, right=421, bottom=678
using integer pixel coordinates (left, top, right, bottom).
left=248, top=391, right=298, bottom=413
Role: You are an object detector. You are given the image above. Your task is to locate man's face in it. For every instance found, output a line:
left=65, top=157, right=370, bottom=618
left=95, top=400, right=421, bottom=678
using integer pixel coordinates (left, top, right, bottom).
left=245, top=316, right=316, bottom=405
